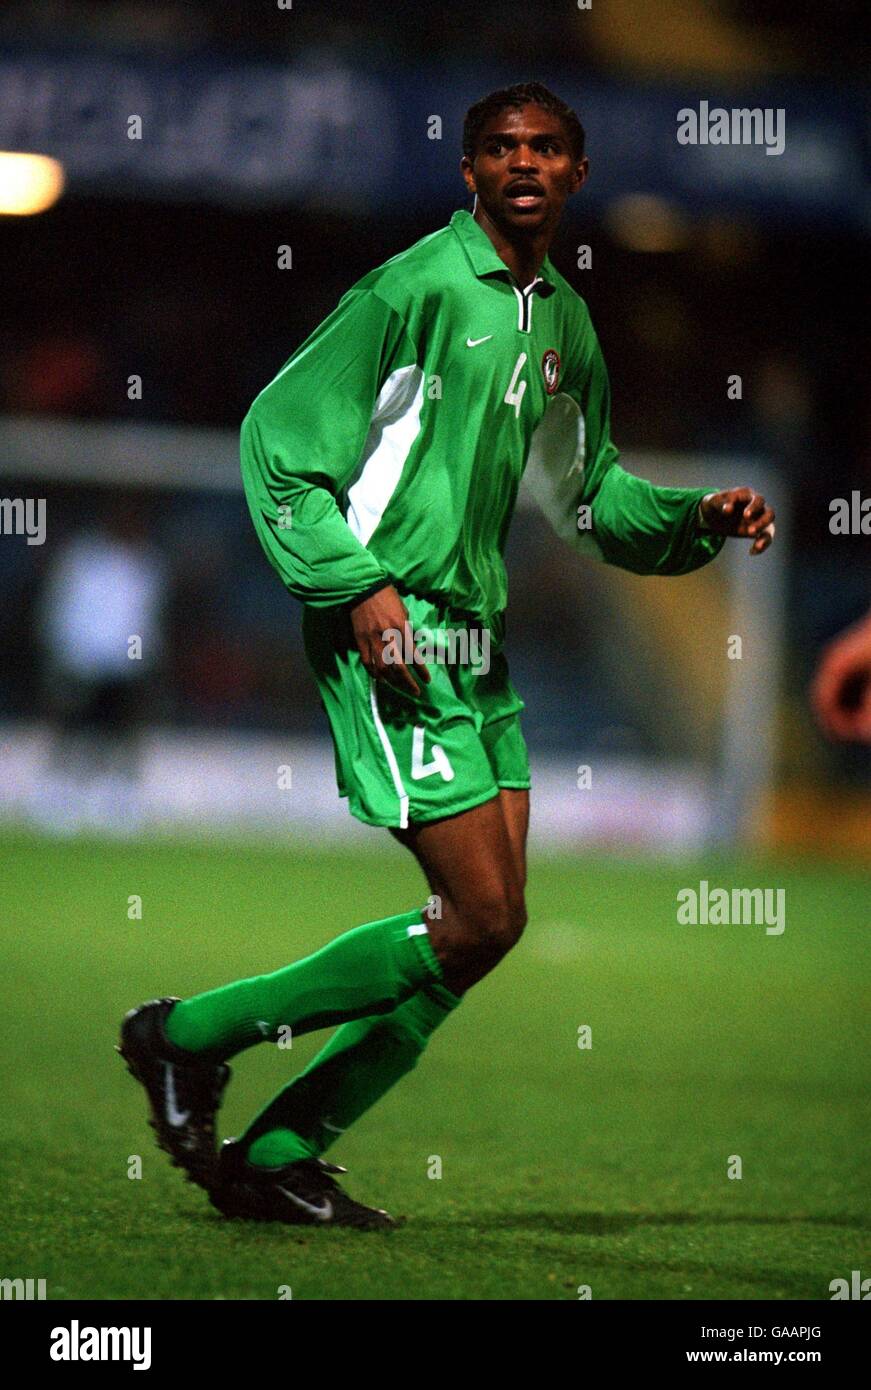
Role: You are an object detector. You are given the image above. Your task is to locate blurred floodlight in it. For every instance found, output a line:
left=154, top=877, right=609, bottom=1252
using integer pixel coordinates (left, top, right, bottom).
left=0, top=152, right=65, bottom=215
left=605, top=194, right=690, bottom=252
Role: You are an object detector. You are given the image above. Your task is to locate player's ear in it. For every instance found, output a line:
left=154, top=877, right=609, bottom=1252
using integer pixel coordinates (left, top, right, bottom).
left=572, top=156, right=590, bottom=194
left=460, top=155, right=476, bottom=196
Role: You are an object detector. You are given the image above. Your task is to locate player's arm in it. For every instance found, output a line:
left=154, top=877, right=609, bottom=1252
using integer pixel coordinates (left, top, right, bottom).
left=241, top=287, right=413, bottom=608
left=241, top=286, right=430, bottom=694
left=551, top=308, right=773, bottom=575
left=569, top=326, right=726, bottom=576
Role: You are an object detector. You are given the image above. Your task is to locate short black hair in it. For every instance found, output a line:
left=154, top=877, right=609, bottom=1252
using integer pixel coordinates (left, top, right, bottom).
left=463, top=82, right=585, bottom=162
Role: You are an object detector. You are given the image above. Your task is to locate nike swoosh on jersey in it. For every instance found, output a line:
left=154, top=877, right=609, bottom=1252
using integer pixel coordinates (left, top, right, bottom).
left=466, top=335, right=493, bottom=347
left=276, top=1186, right=334, bottom=1222
left=164, top=1063, right=191, bottom=1127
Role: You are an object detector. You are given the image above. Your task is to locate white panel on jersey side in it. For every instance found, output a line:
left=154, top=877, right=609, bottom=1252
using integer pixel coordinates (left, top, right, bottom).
left=523, top=390, right=600, bottom=557
left=346, top=364, right=425, bottom=546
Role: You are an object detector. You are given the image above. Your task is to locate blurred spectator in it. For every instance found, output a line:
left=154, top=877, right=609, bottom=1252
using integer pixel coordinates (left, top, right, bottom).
left=32, top=496, right=167, bottom=833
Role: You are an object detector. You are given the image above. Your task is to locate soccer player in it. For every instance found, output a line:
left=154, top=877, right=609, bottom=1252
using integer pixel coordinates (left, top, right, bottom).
left=119, top=83, right=775, bottom=1228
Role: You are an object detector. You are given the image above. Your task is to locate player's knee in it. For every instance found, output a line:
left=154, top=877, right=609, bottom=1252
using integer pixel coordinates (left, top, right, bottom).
left=499, top=894, right=528, bottom=952
left=460, top=889, right=527, bottom=961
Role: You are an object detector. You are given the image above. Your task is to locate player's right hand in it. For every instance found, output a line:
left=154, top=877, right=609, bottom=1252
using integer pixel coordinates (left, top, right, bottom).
left=349, top=584, right=431, bottom=697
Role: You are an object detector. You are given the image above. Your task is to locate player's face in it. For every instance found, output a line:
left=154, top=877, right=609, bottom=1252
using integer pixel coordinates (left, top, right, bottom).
left=461, top=104, right=588, bottom=236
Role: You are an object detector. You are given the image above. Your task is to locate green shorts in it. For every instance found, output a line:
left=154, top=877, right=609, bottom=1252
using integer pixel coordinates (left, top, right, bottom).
left=302, top=592, right=530, bottom=828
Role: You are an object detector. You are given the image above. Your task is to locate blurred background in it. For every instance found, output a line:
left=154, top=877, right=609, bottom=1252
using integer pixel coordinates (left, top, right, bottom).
left=0, top=0, right=868, bottom=851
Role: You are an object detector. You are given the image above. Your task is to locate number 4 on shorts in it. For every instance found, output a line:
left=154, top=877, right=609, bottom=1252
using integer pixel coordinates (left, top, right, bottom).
left=411, top=725, right=455, bottom=782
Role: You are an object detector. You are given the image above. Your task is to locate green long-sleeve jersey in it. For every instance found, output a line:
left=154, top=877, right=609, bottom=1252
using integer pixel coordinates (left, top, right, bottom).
left=241, top=208, right=725, bottom=618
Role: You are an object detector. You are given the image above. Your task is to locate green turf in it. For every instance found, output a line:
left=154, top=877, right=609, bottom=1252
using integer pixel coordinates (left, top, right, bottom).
left=1, top=830, right=868, bottom=1300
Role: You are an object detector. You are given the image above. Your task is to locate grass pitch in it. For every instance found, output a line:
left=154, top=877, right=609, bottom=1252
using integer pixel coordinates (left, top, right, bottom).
left=1, top=830, right=868, bottom=1300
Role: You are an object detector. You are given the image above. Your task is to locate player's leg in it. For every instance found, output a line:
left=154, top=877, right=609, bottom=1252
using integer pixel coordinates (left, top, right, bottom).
left=230, top=608, right=533, bottom=1177
left=122, top=599, right=526, bottom=1204
left=498, top=786, right=530, bottom=889
left=118, top=897, right=442, bottom=1190
left=160, top=900, right=442, bottom=1058
left=239, top=789, right=529, bottom=1169
left=208, top=794, right=526, bottom=1225
left=391, top=790, right=528, bottom=994
left=179, top=612, right=526, bottom=1051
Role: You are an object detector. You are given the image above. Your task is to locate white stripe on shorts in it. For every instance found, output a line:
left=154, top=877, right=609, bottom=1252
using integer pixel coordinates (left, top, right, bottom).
left=368, top=676, right=410, bottom=829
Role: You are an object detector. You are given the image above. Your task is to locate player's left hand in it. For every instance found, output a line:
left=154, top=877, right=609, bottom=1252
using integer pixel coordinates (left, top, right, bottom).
left=700, top=487, right=775, bottom=555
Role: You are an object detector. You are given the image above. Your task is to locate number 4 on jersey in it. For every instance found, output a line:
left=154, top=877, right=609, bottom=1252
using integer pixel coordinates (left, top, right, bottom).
left=411, top=725, right=455, bottom=782
left=504, top=352, right=528, bottom=419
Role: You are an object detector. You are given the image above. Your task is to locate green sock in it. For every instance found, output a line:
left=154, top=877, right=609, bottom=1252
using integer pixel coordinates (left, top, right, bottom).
left=244, top=979, right=462, bottom=1168
left=164, top=907, right=441, bottom=1061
